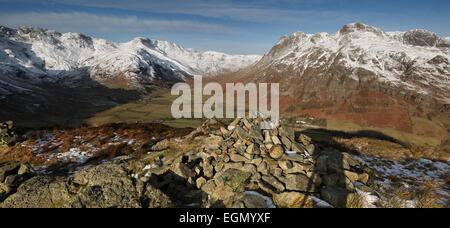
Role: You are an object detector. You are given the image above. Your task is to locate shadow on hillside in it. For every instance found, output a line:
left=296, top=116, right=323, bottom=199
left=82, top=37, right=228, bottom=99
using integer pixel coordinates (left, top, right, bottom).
left=299, top=128, right=409, bottom=150
left=0, top=79, right=142, bottom=130
left=0, top=37, right=145, bottom=130
left=294, top=128, right=388, bottom=208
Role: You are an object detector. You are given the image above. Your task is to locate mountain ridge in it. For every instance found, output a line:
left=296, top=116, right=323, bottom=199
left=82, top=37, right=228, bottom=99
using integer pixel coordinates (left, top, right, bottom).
left=220, top=23, right=450, bottom=145
left=0, top=25, right=261, bottom=92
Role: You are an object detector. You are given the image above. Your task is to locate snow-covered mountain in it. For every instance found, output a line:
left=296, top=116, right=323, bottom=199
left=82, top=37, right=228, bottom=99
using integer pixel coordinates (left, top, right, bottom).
left=233, top=23, right=450, bottom=137
left=0, top=26, right=261, bottom=93
left=255, top=23, right=450, bottom=104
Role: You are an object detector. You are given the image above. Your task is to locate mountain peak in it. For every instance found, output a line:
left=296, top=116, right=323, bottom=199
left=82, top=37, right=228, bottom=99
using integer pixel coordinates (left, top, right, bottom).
left=403, top=29, right=439, bottom=47
left=338, top=22, right=383, bottom=36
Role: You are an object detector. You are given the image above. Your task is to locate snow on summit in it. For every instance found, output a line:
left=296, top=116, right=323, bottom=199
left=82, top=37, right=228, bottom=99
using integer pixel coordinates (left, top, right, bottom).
left=0, top=26, right=261, bottom=92
left=257, top=23, right=450, bottom=103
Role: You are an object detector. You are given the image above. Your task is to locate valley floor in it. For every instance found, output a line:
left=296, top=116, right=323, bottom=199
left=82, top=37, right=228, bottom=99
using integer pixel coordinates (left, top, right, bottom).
left=0, top=87, right=448, bottom=208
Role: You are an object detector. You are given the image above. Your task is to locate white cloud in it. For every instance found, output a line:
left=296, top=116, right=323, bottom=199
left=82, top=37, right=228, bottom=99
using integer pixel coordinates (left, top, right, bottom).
left=0, top=12, right=234, bottom=34
left=0, top=0, right=350, bottom=25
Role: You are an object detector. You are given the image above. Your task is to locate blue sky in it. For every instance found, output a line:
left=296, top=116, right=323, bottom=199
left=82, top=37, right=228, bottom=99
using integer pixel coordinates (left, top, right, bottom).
left=0, top=0, right=449, bottom=54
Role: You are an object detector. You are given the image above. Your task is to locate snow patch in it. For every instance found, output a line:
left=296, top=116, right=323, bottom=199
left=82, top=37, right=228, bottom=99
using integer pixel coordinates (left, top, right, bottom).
left=53, top=147, right=93, bottom=164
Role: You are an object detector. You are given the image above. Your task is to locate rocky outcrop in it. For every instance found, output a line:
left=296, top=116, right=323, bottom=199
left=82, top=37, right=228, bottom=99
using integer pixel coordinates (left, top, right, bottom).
left=0, top=163, right=31, bottom=201
left=403, top=29, right=440, bottom=47
left=0, top=118, right=373, bottom=208
left=0, top=121, right=18, bottom=146
left=0, top=159, right=173, bottom=208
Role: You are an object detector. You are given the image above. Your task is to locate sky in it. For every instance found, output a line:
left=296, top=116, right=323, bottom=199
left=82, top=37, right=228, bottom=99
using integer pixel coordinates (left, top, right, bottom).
left=0, top=0, right=449, bottom=55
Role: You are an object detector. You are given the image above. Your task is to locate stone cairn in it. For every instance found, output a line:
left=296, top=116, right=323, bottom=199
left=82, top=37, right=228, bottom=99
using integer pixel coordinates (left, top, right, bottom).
left=0, top=121, right=18, bottom=147
left=150, top=118, right=372, bottom=208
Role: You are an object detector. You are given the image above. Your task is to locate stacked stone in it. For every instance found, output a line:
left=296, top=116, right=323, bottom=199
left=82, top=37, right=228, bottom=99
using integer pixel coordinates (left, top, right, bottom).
left=0, top=121, right=18, bottom=147
left=161, top=118, right=372, bottom=208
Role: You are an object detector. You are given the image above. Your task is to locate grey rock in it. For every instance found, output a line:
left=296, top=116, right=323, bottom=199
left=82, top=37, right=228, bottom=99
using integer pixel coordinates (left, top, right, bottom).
left=242, top=164, right=258, bottom=174
left=243, top=192, right=271, bottom=208
left=246, top=143, right=259, bottom=155
left=284, top=174, right=317, bottom=192
left=243, top=153, right=254, bottom=160
left=215, top=169, right=251, bottom=192
left=278, top=160, right=293, bottom=171
left=151, top=139, right=170, bottom=151
left=249, top=157, right=263, bottom=166
left=0, top=164, right=20, bottom=182
left=1, top=176, right=65, bottom=208
left=403, top=29, right=439, bottom=47
left=284, top=162, right=307, bottom=174
left=229, top=154, right=247, bottom=163
left=262, top=175, right=285, bottom=192
left=257, top=162, right=269, bottom=175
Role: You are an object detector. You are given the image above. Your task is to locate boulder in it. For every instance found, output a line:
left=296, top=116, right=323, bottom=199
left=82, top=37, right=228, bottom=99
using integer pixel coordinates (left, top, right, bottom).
left=229, top=154, right=247, bottom=163
left=151, top=139, right=170, bottom=151
left=0, top=121, right=18, bottom=146
left=278, top=160, right=293, bottom=171
left=257, top=162, right=269, bottom=175
left=269, top=145, right=284, bottom=159
left=283, top=174, right=317, bottom=192
left=0, top=164, right=20, bottom=183
left=246, top=143, right=259, bottom=155
left=242, top=192, right=272, bottom=208
left=215, top=169, right=251, bottom=192
left=284, top=162, right=307, bottom=174
left=261, top=175, right=285, bottom=192
left=344, top=170, right=360, bottom=183
left=358, top=173, right=370, bottom=184
left=273, top=192, right=314, bottom=208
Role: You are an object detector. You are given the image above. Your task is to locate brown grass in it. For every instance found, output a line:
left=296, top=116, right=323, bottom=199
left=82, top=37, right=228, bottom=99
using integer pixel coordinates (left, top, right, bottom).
left=374, top=181, right=445, bottom=208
